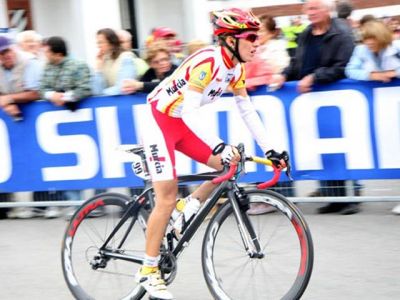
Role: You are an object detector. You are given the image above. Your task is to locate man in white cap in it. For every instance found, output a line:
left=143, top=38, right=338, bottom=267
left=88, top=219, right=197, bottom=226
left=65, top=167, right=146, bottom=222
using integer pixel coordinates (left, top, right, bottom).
left=0, top=35, right=42, bottom=120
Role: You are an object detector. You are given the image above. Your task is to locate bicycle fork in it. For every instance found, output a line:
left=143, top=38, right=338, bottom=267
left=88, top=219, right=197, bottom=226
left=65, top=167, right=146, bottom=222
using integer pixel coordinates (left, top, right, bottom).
left=228, top=187, right=264, bottom=258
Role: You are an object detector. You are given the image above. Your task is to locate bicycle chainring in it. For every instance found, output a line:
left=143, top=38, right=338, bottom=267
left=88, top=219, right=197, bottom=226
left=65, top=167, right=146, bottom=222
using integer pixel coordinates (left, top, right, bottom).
left=159, top=249, right=177, bottom=284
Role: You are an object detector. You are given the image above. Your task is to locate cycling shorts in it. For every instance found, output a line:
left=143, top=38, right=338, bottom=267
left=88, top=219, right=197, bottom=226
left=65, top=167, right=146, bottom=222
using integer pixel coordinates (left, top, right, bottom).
left=142, top=102, right=213, bottom=182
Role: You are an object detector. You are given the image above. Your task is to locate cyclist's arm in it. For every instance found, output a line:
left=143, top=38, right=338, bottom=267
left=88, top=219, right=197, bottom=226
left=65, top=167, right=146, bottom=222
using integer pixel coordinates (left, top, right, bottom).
left=181, top=86, right=223, bottom=149
left=233, top=87, right=270, bottom=153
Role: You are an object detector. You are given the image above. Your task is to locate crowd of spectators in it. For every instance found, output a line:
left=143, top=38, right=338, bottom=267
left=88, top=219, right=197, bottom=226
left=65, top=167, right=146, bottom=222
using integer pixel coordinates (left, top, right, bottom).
left=1, top=0, right=400, bottom=219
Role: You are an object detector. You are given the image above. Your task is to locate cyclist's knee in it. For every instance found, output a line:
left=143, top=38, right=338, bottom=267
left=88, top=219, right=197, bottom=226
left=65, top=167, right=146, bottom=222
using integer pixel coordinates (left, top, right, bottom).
left=153, top=180, right=178, bottom=210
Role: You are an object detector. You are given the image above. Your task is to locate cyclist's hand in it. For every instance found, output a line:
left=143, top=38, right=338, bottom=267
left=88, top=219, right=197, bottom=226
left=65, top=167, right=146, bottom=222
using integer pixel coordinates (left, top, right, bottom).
left=265, top=149, right=289, bottom=169
left=221, top=145, right=240, bottom=165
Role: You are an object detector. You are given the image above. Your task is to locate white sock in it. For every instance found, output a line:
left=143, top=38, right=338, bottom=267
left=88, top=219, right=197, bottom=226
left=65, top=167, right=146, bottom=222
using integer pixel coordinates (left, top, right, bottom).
left=143, top=254, right=160, bottom=267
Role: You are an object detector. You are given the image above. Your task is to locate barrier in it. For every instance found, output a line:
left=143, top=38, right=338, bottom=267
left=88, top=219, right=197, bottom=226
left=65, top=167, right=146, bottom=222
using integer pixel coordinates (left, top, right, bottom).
left=0, top=79, right=399, bottom=194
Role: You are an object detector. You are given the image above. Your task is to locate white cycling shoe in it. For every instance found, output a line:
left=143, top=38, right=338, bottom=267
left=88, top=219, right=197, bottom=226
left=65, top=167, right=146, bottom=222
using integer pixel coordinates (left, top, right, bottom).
left=135, top=269, right=174, bottom=300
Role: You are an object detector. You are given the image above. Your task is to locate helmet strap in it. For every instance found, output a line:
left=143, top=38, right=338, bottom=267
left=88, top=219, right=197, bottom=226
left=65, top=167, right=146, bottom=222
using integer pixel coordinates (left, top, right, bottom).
left=220, top=36, right=245, bottom=63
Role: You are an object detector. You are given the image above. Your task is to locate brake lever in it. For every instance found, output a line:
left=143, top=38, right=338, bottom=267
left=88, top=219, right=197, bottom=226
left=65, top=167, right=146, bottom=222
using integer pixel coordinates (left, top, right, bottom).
left=236, top=143, right=246, bottom=175
left=285, top=160, right=293, bottom=181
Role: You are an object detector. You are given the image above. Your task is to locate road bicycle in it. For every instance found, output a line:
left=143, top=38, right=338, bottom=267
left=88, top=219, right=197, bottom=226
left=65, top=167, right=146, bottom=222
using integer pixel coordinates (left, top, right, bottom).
left=62, top=143, right=314, bottom=300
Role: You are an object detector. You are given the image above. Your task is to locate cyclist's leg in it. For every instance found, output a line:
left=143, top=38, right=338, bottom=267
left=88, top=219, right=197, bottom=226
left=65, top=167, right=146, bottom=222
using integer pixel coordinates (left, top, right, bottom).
left=145, top=179, right=178, bottom=257
left=138, top=104, right=178, bottom=299
left=177, top=130, right=224, bottom=202
left=190, top=155, right=223, bottom=201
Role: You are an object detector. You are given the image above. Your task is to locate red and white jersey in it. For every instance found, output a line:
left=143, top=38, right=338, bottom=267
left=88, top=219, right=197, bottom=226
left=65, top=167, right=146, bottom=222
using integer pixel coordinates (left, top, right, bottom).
left=148, top=46, right=246, bottom=117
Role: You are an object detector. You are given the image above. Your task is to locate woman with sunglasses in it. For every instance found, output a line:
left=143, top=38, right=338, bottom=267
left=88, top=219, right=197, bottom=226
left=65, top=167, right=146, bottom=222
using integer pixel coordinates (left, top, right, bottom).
left=136, top=8, right=288, bottom=300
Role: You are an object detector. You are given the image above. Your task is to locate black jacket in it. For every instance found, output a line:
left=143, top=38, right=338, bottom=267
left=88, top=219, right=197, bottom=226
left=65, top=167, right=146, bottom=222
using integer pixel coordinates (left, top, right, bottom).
left=140, top=64, right=178, bottom=93
left=283, top=18, right=355, bottom=83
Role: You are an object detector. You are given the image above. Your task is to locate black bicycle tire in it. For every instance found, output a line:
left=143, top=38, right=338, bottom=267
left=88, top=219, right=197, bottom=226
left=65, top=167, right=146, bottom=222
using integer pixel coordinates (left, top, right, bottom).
left=201, top=189, right=314, bottom=300
left=61, top=192, right=148, bottom=300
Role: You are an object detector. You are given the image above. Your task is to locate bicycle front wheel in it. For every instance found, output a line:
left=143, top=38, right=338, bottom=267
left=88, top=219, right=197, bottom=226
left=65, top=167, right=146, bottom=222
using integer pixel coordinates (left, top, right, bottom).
left=61, top=192, right=148, bottom=300
left=202, top=189, right=313, bottom=300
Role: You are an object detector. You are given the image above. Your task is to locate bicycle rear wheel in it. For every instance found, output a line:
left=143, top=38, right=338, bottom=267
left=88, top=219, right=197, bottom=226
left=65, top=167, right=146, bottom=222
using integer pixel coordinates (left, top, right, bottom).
left=202, top=189, right=313, bottom=300
left=61, top=192, right=148, bottom=300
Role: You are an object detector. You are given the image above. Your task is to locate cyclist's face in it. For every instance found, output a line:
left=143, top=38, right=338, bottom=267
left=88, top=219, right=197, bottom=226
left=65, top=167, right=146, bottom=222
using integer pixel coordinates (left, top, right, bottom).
left=237, top=31, right=260, bottom=62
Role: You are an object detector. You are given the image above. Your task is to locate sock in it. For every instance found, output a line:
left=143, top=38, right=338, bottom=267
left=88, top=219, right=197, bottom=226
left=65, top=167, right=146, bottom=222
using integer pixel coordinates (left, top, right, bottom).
left=141, top=254, right=160, bottom=274
left=143, top=254, right=160, bottom=266
left=140, top=254, right=160, bottom=275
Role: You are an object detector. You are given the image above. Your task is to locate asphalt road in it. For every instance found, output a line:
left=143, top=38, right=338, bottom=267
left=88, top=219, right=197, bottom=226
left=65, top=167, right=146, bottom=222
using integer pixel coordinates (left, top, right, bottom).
left=1, top=202, right=399, bottom=300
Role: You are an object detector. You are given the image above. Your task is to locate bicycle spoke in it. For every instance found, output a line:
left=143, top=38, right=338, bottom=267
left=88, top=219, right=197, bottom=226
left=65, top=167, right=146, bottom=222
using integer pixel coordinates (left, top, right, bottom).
left=260, top=217, right=286, bottom=253
left=81, top=219, right=107, bottom=246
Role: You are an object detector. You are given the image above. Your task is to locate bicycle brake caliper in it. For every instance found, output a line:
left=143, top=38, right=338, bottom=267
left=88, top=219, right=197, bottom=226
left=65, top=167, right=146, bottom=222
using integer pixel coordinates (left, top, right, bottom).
left=236, top=187, right=250, bottom=211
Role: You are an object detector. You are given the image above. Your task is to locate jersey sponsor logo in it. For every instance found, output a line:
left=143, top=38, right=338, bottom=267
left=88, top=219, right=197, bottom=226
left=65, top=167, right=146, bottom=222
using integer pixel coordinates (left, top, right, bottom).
left=166, top=79, right=187, bottom=96
left=149, top=144, right=165, bottom=174
left=208, top=87, right=223, bottom=100
left=199, top=71, right=207, bottom=80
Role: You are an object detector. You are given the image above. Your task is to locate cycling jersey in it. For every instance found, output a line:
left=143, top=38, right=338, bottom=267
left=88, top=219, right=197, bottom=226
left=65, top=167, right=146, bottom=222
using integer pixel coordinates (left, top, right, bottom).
left=142, top=46, right=245, bottom=181
left=148, top=46, right=245, bottom=117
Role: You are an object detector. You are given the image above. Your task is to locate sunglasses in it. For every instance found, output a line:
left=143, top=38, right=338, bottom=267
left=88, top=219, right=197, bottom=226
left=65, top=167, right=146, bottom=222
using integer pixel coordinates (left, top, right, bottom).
left=234, top=32, right=259, bottom=43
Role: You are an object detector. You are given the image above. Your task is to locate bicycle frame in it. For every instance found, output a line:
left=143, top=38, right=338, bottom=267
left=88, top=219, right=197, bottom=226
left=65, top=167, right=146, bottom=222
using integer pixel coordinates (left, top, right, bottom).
left=96, top=143, right=278, bottom=266
left=97, top=176, right=262, bottom=268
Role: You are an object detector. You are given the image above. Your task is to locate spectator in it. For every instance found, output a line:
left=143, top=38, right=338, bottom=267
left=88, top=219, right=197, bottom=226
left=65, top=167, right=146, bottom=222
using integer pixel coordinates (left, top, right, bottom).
left=171, top=39, right=186, bottom=64
left=345, top=20, right=400, bottom=82
left=359, top=14, right=376, bottom=27
left=245, top=14, right=290, bottom=90
left=352, top=14, right=377, bottom=44
left=152, top=26, right=176, bottom=47
left=281, top=16, right=307, bottom=58
left=117, top=29, right=149, bottom=78
left=39, top=36, right=92, bottom=218
left=269, top=0, right=357, bottom=215
left=0, top=36, right=42, bottom=119
left=0, top=35, right=42, bottom=218
left=41, top=36, right=92, bottom=109
left=186, top=39, right=208, bottom=56
left=15, top=30, right=43, bottom=60
left=336, top=0, right=353, bottom=20
left=345, top=20, right=400, bottom=215
left=92, top=28, right=136, bottom=96
left=122, top=42, right=178, bottom=94
left=152, top=27, right=184, bottom=65
left=387, top=16, right=400, bottom=40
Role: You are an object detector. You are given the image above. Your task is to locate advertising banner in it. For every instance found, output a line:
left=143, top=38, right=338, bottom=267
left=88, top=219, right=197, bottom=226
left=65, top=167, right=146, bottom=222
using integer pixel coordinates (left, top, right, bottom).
left=0, top=79, right=399, bottom=192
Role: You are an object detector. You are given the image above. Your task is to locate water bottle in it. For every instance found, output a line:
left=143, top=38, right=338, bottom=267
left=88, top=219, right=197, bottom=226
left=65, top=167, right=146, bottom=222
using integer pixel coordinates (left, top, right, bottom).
left=173, top=197, right=201, bottom=235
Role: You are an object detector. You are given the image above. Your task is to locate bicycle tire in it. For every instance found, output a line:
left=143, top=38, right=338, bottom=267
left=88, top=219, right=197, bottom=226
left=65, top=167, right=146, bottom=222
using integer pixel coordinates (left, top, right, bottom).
left=202, top=189, right=313, bottom=300
left=61, top=192, right=149, bottom=300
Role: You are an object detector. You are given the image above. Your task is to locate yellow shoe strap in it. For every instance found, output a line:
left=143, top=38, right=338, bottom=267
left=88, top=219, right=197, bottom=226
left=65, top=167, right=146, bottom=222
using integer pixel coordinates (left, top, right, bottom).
left=140, top=266, right=159, bottom=275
